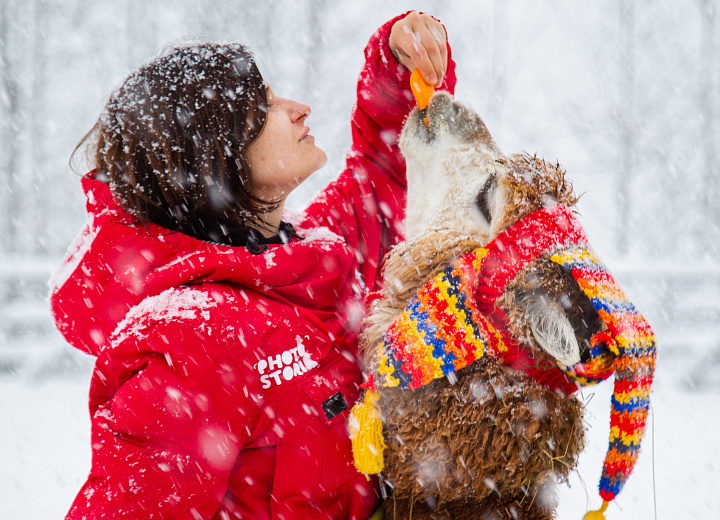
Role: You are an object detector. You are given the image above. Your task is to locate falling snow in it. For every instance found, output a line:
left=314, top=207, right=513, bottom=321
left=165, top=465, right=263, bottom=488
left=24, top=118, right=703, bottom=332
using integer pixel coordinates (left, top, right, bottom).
left=1, top=1, right=719, bottom=519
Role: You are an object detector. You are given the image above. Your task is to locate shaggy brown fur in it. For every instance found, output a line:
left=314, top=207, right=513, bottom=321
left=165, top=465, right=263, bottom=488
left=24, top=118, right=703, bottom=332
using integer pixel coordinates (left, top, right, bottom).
left=495, top=154, right=578, bottom=235
left=380, top=359, right=584, bottom=519
left=360, top=151, right=602, bottom=520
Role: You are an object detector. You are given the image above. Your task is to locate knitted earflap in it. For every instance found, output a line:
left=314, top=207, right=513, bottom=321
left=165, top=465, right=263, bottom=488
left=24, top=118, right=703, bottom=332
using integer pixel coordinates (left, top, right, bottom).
left=374, top=247, right=506, bottom=389
left=551, top=247, right=656, bottom=513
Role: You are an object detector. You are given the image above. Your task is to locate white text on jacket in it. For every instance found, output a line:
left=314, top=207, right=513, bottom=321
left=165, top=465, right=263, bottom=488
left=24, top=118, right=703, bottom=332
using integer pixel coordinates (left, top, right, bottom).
left=256, top=344, right=318, bottom=389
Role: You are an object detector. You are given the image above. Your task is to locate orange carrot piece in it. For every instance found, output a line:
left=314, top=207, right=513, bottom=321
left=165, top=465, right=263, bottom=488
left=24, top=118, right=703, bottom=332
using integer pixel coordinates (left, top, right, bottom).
left=410, top=68, right=435, bottom=109
left=410, top=68, right=435, bottom=126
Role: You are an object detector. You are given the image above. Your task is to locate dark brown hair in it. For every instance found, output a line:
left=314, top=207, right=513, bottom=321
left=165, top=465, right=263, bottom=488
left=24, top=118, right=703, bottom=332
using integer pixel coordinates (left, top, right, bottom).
left=78, top=42, right=276, bottom=244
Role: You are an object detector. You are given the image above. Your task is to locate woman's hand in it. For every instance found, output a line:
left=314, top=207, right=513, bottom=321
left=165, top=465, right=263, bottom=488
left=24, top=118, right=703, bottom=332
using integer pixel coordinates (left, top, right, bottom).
left=389, top=11, right=448, bottom=87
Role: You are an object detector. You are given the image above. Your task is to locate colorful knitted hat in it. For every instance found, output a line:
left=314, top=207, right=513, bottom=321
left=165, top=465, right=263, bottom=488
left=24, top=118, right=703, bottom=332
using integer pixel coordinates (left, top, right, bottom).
left=349, top=204, right=656, bottom=519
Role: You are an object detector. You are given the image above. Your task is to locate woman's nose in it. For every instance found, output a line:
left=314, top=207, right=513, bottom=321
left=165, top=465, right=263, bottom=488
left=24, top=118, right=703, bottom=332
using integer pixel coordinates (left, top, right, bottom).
left=289, top=102, right=311, bottom=122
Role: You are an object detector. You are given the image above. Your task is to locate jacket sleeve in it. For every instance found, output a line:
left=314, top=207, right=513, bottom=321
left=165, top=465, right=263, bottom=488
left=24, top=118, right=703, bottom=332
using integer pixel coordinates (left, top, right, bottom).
left=65, top=321, right=247, bottom=520
left=302, top=13, right=457, bottom=294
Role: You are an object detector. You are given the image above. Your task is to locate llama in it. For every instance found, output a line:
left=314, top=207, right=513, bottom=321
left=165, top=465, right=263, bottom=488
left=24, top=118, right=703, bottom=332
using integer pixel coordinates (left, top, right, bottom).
left=352, top=92, right=656, bottom=520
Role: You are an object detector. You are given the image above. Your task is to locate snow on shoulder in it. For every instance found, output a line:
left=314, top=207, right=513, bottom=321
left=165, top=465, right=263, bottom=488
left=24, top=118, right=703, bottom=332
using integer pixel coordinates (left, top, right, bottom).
left=283, top=208, right=343, bottom=247
left=111, top=287, right=221, bottom=346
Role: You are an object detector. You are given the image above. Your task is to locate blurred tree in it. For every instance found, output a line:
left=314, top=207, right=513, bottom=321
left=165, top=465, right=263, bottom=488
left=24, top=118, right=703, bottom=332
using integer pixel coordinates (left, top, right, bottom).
left=28, top=0, right=49, bottom=255
left=699, top=0, right=718, bottom=238
left=0, top=0, right=22, bottom=256
left=303, top=0, right=327, bottom=109
left=487, top=0, right=509, bottom=137
left=616, top=0, right=636, bottom=256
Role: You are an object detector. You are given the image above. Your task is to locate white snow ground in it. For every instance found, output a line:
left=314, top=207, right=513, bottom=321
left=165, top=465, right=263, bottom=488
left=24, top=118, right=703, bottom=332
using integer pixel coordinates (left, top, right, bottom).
left=1, top=331, right=719, bottom=519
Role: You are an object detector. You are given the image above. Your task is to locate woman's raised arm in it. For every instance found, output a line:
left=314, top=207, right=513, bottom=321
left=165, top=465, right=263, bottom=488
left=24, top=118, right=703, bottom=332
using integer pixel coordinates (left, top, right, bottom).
left=303, top=11, right=457, bottom=294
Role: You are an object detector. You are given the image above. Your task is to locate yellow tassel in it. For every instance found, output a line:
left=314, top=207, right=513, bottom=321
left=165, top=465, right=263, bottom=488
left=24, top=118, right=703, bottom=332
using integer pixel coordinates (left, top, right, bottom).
left=349, top=390, right=386, bottom=475
left=367, top=506, right=385, bottom=520
left=583, top=501, right=609, bottom=520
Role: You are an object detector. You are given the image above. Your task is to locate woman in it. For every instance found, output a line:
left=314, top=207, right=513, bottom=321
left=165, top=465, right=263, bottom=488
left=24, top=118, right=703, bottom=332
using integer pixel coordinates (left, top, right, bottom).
left=51, top=11, right=456, bottom=520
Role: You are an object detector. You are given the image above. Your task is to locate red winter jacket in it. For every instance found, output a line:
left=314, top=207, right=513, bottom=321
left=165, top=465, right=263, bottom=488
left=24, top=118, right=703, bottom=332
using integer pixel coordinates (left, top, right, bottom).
left=50, top=15, right=456, bottom=520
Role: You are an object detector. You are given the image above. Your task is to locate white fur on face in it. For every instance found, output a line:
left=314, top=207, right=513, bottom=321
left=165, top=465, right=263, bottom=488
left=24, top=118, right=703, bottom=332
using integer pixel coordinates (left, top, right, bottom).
left=399, top=93, right=507, bottom=243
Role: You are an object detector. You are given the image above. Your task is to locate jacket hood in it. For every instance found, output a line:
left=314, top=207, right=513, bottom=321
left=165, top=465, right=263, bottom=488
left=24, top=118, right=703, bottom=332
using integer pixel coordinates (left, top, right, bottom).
left=50, top=176, right=359, bottom=356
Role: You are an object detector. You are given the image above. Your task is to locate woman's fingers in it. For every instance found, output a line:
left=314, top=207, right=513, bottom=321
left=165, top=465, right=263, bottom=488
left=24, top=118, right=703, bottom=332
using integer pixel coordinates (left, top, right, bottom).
left=390, top=12, right=448, bottom=87
left=418, top=22, right=447, bottom=86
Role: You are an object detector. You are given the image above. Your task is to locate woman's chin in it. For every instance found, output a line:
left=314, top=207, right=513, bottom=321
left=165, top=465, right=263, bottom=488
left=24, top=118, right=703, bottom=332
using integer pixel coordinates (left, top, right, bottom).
left=303, top=152, right=327, bottom=179
left=318, top=157, right=328, bottom=171
left=315, top=147, right=328, bottom=170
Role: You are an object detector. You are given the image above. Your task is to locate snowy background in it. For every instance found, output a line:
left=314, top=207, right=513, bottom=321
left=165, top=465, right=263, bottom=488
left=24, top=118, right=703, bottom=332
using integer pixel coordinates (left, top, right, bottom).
left=1, top=0, right=719, bottom=518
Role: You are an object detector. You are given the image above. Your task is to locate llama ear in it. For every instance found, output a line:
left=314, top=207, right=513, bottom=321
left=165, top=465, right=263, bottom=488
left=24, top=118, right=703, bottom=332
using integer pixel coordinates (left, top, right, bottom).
left=522, top=293, right=581, bottom=366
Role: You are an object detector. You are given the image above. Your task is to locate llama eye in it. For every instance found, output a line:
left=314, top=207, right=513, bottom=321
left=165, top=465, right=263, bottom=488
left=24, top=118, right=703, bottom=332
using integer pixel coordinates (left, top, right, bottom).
left=476, top=175, right=495, bottom=222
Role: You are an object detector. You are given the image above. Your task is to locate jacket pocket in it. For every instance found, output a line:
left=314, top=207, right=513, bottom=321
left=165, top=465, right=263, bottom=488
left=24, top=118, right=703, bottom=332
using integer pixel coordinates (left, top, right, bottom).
left=300, top=354, right=363, bottom=505
left=270, top=353, right=364, bottom=517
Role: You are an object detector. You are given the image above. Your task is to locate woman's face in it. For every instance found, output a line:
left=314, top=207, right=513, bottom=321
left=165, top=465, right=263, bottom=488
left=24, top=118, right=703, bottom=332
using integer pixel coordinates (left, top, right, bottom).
left=246, top=88, right=327, bottom=202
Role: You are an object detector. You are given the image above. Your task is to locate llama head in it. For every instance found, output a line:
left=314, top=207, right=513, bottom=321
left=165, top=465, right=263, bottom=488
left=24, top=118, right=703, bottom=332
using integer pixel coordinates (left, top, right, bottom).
left=399, top=92, right=508, bottom=243
left=399, top=93, right=598, bottom=367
